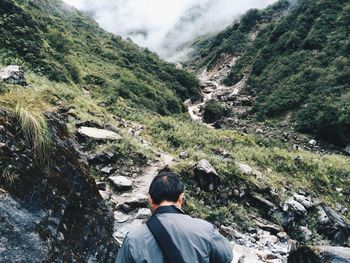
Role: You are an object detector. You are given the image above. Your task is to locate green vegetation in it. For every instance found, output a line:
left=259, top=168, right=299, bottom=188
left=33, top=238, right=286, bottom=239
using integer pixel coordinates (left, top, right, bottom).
left=0, top=87, right=52, bottom=161
left=189, top=0, right=289, bottom=70
left=191, top=0, right=350, bottom=146
left=126, top=112, right=350, bottom=227
left=0, top=0, right=200, bottom=115
left=0, top=0, right=349, bottom=241
left=203, top=99, right=227, bottom=123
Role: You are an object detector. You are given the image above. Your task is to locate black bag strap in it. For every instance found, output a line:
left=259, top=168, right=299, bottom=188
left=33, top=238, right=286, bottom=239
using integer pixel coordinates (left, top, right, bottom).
left=146, top=206, right=186, bottom=263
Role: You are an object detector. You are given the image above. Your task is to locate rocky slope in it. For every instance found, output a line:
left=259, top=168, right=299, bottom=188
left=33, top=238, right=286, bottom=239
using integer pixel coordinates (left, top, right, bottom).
left=0, top=109, right=117, bottom=262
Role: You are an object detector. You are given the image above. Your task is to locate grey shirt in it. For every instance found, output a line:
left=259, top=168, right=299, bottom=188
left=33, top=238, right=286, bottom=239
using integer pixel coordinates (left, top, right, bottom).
left=116, top=213, right=233, bottom=263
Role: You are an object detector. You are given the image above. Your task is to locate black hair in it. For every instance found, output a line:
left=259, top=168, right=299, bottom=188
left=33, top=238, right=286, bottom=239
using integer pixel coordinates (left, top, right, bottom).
left=148, top=172, right=184, bottom=205
left=287, top=246, right=321, bottom=263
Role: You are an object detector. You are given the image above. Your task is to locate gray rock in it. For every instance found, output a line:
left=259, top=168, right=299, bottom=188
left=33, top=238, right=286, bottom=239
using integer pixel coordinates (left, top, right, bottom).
left=317, top=206, right=350, bottom=244
left=299, top=226, right=313, bottom=242
left=0, top=109, right=118, bottom=262
left=100, top=166, right=115, bottom=175
left=118, top=194, right=148, bottom=212
left=289, top=246, right=350, bottom=263
left=237, top=163, right=253, bottom=175
left=193, top=159, right=220, bottom=192
left=283, top=199, right=307, bottom=217
left=179, top=151, right=189, bottom=159
left=113, top=211, right=130, bottom=223
left=0, top=194, right=48, bottom=262
left=293, top=194, right=314, bottom=209
left=220, top=225, right=246, bottom=240
left=0, top=65, right=27, bottom=85
left=309, top=139, right=317, bottom=146
left=254, top=219, right=283, bottom=235
left=318, top=246, right=350, bottom=262
left=135, top=208, right=152, bottom=219
left=109, top=176, right=133, bottom=190
left=251, top=194, right=277, bottom=211
left=99, top=190, right=112, bottom=200
left=88, top=151, right=115, bottom=165
left=77, top=127, right=122, bottom=141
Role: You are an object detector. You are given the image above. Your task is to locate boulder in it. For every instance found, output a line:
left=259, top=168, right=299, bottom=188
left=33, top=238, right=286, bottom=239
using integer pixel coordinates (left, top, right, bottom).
left=135, top=208, right=152, bottom=220
left=117, top=194, right=148, bottom=212
left=0, top=110, right=117, bottom=262
left=109, top=176, right=133, bottom=191
left=0, top=65, right=27, bottom=85
left=283, top=199, right=307, bottom=217
left=299, top=226, right=313, bottom=242
left=77, top=127, right=122, bottom=141
left=308, top=139, right=317, bottom=146
left=251, top=194, right=278, bottom=212
left=237, top=163, right=253, bottom=175
left=99, top=190, right=112, bottom=200
left=316, top=205, right=350, bottom=244
left=220, top=225, right=246, bottom=240
left=179, top=151, right=189, bottom=159
left=193, top=159, right=220, bottom=191
left=88, top=151, right=115, bottom=165
left=113, top=211, right=130, bottom=223
left=100, top=166, right=115, bottom=175
left=293, top=194, right=314, bottom=209
left=288, top=246, right=350, bottom=263
left=317, top=246, right=350, bottom=262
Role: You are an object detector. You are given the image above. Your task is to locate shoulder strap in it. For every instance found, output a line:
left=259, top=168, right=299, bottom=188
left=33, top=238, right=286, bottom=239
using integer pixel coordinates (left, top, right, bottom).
left=146, top=214, right=186, bottom=263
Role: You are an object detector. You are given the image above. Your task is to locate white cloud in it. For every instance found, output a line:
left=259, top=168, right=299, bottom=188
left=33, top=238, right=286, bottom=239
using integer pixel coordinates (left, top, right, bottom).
left=63, top=0, right=277, bottom=61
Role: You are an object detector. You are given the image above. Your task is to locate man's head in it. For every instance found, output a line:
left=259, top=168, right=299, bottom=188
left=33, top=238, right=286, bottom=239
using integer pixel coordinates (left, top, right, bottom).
left=148, top=172, right=185, bottom=211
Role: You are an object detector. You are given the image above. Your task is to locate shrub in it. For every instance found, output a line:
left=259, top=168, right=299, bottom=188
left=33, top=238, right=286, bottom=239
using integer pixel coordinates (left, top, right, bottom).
left=203, top=100, right=227, bottom=123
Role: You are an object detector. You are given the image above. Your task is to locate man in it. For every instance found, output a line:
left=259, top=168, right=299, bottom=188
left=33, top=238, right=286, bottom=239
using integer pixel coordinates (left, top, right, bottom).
left=116, top=172, right=233, bottom=263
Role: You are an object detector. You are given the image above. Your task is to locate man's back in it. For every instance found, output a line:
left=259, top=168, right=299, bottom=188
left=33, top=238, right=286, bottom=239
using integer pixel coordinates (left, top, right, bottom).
left=116, top=212, right=233, bottom=263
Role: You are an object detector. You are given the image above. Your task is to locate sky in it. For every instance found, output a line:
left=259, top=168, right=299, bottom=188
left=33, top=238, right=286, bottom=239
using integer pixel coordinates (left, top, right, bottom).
left=63, top=0, right=277, bottom=61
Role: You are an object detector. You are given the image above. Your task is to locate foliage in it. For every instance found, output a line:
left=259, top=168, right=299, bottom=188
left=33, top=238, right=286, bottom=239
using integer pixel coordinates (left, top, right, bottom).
left=0, top=0, right=200, bottom=115
left=191, top=0, right=350, bottom=146
left=203, top=99, right=227, bottom=123
left=135, top=113, right=350, bottom=228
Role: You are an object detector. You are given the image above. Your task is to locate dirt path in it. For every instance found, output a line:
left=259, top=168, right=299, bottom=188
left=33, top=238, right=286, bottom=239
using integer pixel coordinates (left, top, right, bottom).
left=110, top=146, right=175, bottom=245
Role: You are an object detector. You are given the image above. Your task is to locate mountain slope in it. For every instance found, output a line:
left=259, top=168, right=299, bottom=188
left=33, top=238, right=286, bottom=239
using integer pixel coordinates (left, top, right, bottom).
left=0, top=0, right=200, bottom=115
left=189, top=0, right=350, bottom=146
left=1, top=0, right=350, bottom=261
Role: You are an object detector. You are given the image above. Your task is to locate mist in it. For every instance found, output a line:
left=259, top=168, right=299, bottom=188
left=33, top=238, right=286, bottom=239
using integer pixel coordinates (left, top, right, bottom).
left=64, top=0, right=277, bottom=62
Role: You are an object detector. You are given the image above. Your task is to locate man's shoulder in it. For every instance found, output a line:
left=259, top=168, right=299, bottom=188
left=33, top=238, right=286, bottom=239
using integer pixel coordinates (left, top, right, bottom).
left=126, top=223, right=151, bottom=241
left=159, top=213, right=215, bottom=233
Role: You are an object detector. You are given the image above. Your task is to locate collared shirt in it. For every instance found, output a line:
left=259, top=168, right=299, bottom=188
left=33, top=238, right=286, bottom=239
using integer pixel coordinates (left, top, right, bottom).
left=116, top=208, right=233, bottom=263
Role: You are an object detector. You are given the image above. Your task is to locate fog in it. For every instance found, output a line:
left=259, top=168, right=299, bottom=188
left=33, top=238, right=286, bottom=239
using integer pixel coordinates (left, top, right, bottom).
left=64, top=0, right=277, bottom=61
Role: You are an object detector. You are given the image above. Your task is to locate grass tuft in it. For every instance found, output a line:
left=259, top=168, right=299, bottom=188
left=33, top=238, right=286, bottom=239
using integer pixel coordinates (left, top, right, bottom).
left=0, top=89, right=52, bottom=162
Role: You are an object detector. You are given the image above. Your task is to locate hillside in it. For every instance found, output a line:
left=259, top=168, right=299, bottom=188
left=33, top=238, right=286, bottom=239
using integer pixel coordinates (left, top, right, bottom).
left=1, top=0, right=350, bottom=262
left=0, top=0, right=200, bottom=115
left=189, top=0, right=350, bottom=147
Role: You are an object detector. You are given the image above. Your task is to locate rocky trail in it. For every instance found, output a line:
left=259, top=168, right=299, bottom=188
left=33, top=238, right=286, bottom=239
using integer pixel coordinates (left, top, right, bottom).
left=78, top=123, right=176, bottom=246
left=110, top=150, right=175, bottom=246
